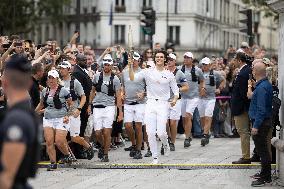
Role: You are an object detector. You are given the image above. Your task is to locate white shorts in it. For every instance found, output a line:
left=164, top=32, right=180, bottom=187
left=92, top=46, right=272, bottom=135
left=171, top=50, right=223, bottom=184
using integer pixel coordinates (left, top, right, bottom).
left=93, top=106, right=115, bottom=131
left=124, top=104, right=145, bottom=123
left=181, top=98, right=200, bottom=117
left=168, top=99, right=182, bottom=120
left=198, top=99, right=216, bottom=117
left=69, top=116, right=81, bottom=137
left=84, top=114, right=94, bottom=137
left=144, top=99, right=169, bottom=136
left=43, top=117, right=69, bottom=131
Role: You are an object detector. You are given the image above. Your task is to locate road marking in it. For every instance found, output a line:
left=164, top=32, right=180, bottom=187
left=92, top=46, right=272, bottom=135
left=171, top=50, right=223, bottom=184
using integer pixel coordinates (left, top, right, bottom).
left=38, top=162, right=276, bottom=170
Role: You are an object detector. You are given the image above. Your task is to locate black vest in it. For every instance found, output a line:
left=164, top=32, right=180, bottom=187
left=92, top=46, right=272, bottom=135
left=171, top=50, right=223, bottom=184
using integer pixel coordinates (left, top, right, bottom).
left=43, top=85, right=63, bottom=109
left=181, top=65, right=198, bottom=82
left=95, top=72, right=115, bottom=96
left=209, top=69, right=215, bottom=86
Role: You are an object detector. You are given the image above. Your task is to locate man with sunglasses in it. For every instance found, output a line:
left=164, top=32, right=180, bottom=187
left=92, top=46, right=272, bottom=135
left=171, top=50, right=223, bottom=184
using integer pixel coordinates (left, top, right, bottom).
left=72, top=54, right=93, bottom=142
left=59, top=61, right=94, bottom=160
left=122, top=52, right=146, bottom=159
left=166, top=53, right=188, bottom=151
left=88, top=54, right=123, bottom=162
left=180, top=52, right=205, bottom=148
left=198, top=57, right=224, bottom=146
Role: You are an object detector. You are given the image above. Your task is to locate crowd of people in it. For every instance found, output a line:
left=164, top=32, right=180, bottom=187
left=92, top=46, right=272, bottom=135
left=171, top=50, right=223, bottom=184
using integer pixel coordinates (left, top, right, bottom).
left=0, top=33, right=280, bottom=187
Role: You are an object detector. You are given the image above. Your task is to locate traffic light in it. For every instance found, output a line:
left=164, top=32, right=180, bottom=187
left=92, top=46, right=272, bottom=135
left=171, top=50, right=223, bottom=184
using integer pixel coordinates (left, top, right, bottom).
left=141, top=7, right=156, bottom=35
left=239, top=9, right=253, bottom=46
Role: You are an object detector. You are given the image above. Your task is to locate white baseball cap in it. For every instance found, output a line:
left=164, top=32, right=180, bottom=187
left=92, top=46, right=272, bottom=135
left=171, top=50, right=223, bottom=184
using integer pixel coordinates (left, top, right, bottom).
left=236, top=48, right=245, bottom=53
left=102, top=54, right=113, bottom=65
left=262, top=57, right=271, bottom=65
left=241, top=41, right=249, bottom=48
left=201, top=57, right=211, bottom=65
left=184, top=52, right=194, bottom=58
left=168, top=53, right=176, bottom=60
left=58, top=61, right=71, bottom=69
left=48, top=70, right=59, bottom=78
left=132, top=52, right=141, bottom=61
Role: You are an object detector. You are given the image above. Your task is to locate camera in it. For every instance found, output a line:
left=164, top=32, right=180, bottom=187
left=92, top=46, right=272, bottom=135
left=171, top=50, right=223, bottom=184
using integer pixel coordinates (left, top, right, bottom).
left=245, top=54, right=254, bottom=65
left=14, top=42, right=22, bottom=47
left=2, top=43, right=10, bottom=49
left=37, top=44, right=42, bottom=50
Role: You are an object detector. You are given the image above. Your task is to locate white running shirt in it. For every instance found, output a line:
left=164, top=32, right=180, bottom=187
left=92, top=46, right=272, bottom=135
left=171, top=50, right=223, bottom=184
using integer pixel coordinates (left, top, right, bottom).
left=135, top=67, right=179, bottom=101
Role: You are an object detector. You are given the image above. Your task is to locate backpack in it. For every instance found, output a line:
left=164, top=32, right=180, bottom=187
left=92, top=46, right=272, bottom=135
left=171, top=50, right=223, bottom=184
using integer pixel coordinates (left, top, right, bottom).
left=181, top=65, right=198, bottom=82
left=43, top=85, right=63, bottom=109
left=173, top=68, right=178, bottom=76
left=95, top=72, right=115, bottom=96
left=209, top=69, right=215, bottom=86
left=69, top=76, right=78, bottom=101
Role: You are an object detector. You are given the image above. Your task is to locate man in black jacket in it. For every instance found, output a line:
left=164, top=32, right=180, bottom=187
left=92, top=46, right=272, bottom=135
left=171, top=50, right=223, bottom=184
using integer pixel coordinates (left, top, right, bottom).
left=72, top=54, right=93, bottom=138
left=231, top=52, right=252, bottom=164
left=29, top=63, right=44, bottom=109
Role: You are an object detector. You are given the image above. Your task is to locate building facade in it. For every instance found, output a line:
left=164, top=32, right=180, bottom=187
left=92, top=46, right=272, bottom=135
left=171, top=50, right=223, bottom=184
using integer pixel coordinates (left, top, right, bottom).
left=28, top=0, right=278, bottom=58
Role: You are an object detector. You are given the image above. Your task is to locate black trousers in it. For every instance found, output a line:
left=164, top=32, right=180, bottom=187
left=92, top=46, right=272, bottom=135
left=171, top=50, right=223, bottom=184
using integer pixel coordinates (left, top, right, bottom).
left=252, top=118, right=272, bottom=180
left=79, top=107, right=89, bottom=137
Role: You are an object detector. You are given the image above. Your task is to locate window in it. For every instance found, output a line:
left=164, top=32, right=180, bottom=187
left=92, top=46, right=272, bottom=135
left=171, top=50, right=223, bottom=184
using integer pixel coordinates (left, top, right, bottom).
left=169, top=26, right=180, bottom=45
left=45, top=25, right=49, bottom=42
left=143, top=0, right=152, bottom=8
left=83, top=7, right=88, bottom=14
left=115, top=0, right=125, bottom=6
left=115, top=0, right=125, bottom=12
left=114, top=25, right=125, bottom=44
left=174, top=0, right=178, bottom=14
left=92, top=7, right=96, bottom=13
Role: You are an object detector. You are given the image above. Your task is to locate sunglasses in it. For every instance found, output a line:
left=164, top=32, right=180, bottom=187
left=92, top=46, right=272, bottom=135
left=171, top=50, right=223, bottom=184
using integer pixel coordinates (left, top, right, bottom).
left=184, top=56, right=192, bottom=59
left=155, top=56, right=164, bottom=58
left=103, top=59, right=112, bottom=62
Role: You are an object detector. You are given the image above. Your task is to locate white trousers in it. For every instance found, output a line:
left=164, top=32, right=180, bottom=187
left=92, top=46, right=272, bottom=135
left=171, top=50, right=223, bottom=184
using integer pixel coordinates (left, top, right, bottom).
left=144, top=99, right=169, bottom=158
left=198, top=99, right=216, bottom=117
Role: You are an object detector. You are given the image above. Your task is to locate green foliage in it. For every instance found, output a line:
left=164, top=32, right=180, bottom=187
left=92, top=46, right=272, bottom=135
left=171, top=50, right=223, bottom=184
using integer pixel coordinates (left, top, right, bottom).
left=0, top=0, right=71, bottom=35
left=241, top=0, right=279, bottom=20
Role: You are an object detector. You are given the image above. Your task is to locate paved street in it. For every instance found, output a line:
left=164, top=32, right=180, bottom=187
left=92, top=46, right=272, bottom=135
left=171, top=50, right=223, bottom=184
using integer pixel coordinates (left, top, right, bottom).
left=30, top=137, right=282, bottom=189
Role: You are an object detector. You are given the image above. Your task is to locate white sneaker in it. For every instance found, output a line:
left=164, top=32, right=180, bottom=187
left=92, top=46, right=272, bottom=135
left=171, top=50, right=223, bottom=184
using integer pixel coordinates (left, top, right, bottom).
left=152, top=158, right=159, bottom=164
left=177, top=134, right=186, bottom=139
left=164, top=144, right=170, bottom=157
left=176, top=134, right=181, bottom=139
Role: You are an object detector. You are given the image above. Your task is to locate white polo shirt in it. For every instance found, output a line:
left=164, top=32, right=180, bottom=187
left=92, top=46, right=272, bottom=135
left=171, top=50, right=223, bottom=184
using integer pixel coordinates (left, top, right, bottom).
left=135, top=67, right=179, bottom=101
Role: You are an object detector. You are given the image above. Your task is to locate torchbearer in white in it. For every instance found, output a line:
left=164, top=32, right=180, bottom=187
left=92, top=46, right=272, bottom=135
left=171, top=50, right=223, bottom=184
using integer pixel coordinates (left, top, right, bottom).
left=129, top=50, right=179, bottom=164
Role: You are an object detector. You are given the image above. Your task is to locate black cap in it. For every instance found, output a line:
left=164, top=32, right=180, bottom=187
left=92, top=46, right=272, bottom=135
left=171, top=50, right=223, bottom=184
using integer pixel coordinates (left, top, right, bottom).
left=76, top=54, right=87, bottom=62
left=4, top=54, right=32, bottom=73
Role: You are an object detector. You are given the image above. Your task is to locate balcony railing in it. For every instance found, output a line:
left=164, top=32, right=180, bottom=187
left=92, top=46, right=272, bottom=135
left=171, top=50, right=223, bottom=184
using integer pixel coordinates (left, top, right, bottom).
left=115, top=6, right=126, bottom=13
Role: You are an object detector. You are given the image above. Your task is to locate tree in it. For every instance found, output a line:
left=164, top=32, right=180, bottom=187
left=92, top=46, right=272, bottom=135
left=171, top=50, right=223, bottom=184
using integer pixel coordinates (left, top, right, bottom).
left=242, top=0, right=278, bottom=20
left=0, top=0, right=71, bottom=35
